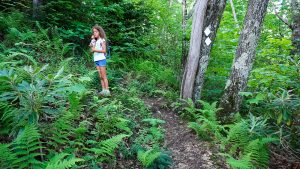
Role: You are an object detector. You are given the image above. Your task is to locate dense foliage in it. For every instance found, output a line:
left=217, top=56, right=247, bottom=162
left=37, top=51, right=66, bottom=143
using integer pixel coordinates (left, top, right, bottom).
left=0, top=0, right=299, bottom=168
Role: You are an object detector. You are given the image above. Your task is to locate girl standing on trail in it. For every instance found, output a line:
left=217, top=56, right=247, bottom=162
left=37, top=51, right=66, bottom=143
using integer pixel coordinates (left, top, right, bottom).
left=90, top=25, right=110, bottom=96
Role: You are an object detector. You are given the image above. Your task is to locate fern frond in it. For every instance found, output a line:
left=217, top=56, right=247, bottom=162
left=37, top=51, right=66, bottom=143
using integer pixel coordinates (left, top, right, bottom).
left=138, top=149, right=173, bottom=169
left=0, top=144, right=17, bottom=168
left=225, top=153, right=253, bottom=169
left=86, top=134, right=129, bottom=159
left=188, top=122, right=208, bottom=139
left=142, top=118, right=165, bottom=126
left=223, top=121, right=249, bottom=153
left=45, top=153, right=83, bottom=169
left=115, top=117, right=132, bottom=134
left=244, top=138, right=277, bottom=169
left=11, top=125, right=44, bottom=169
left=0, top=102, right=16, bottom=135
left=197, top=100, right=222, bottom=122
left=47, top=110, right=78, bottom=148
left=138, top=149, right=161, bottom=167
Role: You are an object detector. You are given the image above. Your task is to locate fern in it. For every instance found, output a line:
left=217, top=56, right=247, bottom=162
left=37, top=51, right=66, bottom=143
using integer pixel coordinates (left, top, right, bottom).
left=47, top=110, right=76, bottom=149
left=68, top=92, right=81, bottom=114
left=115, top=117, right=133, bottom=134
left=142, top=118, right=165, bottom=127
left=198, top=100, right=221, bottom=121
left=221, top=138, right=277, bottom=169
left=188, top=100, right=224, bottom=140
left=45, top=153, right=83, bottom=169
left=138, top=149, right=162, bottom=167
left=223, top=153, right=253, bottom=169
left=0, top=102, right=16, bottom=135
left=188, top=122, right=209, bottom=139
left=0, top=144, right=17, bottom=169
left=138, top=148, right=173, bottom=169
left=222, top=121, right=249, bottom=153
left=180, top=98, right=201, bottom=120
left=86, top=134, right=130, bottom=161
left=11, top=125, right=44, bottom=169
left=244, top=138, right=277, bottom=169
left=187, top=100, right=277, bottom=169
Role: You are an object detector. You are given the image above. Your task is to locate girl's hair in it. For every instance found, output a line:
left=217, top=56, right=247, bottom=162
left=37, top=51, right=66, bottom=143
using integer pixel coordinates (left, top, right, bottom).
left=92, top=25, right=106, bottom=40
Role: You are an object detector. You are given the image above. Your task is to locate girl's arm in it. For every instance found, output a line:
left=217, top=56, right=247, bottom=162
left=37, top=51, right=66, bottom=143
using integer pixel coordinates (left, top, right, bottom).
left=92, top=41, right=106, bottom=53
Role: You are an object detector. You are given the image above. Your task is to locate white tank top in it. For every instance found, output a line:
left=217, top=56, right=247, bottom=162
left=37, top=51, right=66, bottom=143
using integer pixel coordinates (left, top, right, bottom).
left=93, top=38, right=106, bottom=61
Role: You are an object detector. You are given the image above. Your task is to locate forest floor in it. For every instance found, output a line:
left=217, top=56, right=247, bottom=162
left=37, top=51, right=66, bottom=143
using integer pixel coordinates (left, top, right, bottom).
left=143, top=97, right=226, bottom=169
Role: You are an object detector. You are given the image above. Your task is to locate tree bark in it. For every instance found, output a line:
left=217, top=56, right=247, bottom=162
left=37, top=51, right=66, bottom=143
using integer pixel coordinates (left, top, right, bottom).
left=193, top=0, right=226, bottom=101
left=181, top=0, right=208, bottom=99
left=219, top=0, right=269, bottom=120
left=169, top=0, right=173, bottom=7
left=181, top=0, right=188, bottom=68
left=33, top=0, right=42, bottom=19
left=291, top=0, right=300, bottom=55
left=229, top=0, right=239, bottom=28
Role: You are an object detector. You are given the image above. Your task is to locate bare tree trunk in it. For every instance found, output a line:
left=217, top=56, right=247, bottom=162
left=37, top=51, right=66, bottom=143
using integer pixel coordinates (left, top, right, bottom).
left=181, top=0, right=188, bottom=67
left=193, top=0, right=226, bottom=101
left=229, top=0, right=239, bottom=28
left=169, top=0, right=173, bottom=7
left=291, top=0, right=300, bottom=55
left=181, top=0, right=208, bottom=99
left=219, top=0, right=269, bottom=120
left=33, top=0, right=42, bottom=19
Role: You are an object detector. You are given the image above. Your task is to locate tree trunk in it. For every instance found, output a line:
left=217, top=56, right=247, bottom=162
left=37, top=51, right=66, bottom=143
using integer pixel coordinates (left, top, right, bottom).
left=33, top=0, right=42, bottom=19
left=181, top=0, right=208, bottom=99
left=181, top=0, right=188, bottom=68
left=229, top=0, right=239, bottom=28
left=291, top=0, right=300, bottom=55
left=219, top=0, right=269, bottom=120
left=193, top=0, right=226, bottom=101
left=169, top=0, right=173, bottom=7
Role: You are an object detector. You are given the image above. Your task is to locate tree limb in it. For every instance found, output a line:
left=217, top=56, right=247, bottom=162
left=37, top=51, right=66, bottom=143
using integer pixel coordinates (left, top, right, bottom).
left=271, top=2, right=293, bottom=30
left=186, top=0, right=197, bottom=20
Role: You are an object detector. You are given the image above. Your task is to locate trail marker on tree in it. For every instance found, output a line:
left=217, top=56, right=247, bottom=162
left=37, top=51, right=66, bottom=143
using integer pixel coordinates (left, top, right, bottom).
left=204, top=27, right=211, bottom=36
left=205, top=37, right=212, bottom=46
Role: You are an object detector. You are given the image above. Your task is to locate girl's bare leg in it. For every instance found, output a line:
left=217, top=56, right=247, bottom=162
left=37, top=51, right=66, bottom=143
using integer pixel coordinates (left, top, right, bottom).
left=96, top=66, right=105, bottom=90
left=99, top=66, right=109, bottom=90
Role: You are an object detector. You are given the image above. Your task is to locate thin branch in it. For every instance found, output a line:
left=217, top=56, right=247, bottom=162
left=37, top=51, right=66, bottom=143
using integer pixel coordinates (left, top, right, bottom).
left=229, top=0, right=239, bottom=28
left=274, top=11, right=293, bottom=29
left=271, top=2, right=293, bottom=30
left=186, top=0, right=197, bottom=20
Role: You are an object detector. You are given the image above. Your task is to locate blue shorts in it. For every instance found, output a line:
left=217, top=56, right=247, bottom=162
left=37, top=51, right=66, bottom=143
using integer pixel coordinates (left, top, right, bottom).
left=95, top=59, right=106, bottom=67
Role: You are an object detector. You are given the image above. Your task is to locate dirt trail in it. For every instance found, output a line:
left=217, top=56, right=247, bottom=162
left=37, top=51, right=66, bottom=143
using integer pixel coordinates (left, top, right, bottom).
left=143, top=97, right=223, bottom=169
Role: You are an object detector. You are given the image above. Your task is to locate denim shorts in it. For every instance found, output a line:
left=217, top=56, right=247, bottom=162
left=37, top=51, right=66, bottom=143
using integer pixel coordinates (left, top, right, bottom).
left=95, top=59, right=106, bottom=67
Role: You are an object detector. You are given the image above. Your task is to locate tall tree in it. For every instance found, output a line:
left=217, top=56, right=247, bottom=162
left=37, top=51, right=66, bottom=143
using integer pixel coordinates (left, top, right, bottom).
left=181, top=0, right=188, bottom=67
left=33, top=0, right=42, bottom=19
left=181, top=0, right=208, bottom=99
left=229, top=0, right=239, bottom=28
left=169, top=0, right=173, bottom=7
left=291, top=0, right=300, bottom=54
left=219, top=0, right=269, bottom=119
left=193, top=0, right=226, bottom=101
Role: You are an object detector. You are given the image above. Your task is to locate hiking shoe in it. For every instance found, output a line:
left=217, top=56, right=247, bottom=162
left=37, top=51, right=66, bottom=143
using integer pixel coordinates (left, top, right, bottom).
left=98, top=89, right=111, bottom=97
left=103, top=89, right=111, bottom=96
left=98, top=90, right=106, bottom=96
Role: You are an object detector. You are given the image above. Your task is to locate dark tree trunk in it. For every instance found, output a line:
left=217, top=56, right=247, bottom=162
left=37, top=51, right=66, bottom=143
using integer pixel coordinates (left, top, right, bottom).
left=291, top=0, right=300, bottom=55
left=193, top=0, right=226, bottom=101
left=219, top=0, right=269, bottom=121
